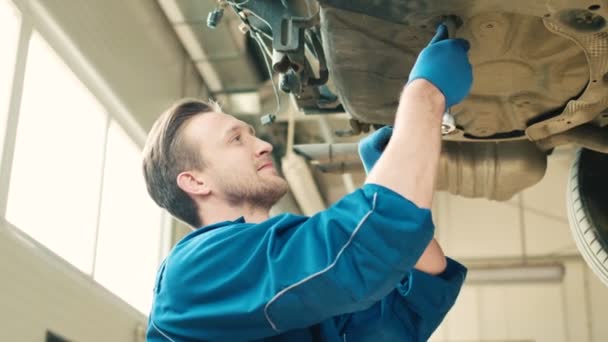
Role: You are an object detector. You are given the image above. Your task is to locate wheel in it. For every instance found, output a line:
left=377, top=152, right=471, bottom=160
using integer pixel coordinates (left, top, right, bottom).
left=567, top=148, right=608, bottom=287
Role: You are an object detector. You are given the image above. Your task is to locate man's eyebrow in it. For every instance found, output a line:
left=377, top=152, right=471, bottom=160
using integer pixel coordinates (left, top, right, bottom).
left=225, top=124, right=256, bottom=138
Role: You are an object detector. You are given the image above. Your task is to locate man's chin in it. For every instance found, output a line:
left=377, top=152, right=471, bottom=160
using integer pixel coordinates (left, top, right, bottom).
left=267, top=177, right=289, bottom=198
left=270, top=177, right=289, bottom=195
left=261, top=171, right=286, bottom=184
left=251, top=180, right=288, bottom=209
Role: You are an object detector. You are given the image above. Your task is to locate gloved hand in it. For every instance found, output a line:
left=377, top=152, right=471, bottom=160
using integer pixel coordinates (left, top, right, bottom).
left=408, top=24, right=473, bottom=110
left=358, top=125, right=393, bottom=174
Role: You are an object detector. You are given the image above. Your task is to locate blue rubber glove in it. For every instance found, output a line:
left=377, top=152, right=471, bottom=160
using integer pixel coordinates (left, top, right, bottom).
left=358, top=126, right=393, bottom=174
left=408, top=24, right=473, bottom=110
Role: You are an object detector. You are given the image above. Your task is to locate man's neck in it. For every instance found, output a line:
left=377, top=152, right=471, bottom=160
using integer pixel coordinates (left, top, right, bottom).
left=197, top=200, right=270, bottom=227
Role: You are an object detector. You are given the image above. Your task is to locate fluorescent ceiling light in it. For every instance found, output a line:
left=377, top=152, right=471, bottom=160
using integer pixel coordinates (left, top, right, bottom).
left=466, top=264, right=565, bottom=284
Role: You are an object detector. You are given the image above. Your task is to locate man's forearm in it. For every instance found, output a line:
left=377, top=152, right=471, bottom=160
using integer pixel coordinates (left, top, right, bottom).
left=415, top=238, right=447, bottom=275
left=362, top=24, right=471, bottom=277
left=365, top=79, right=447, bottom=275
left=365, top=79, right=445, bottom=209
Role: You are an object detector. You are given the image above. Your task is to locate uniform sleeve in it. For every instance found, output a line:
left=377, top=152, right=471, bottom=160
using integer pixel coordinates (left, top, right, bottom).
left=342, top=257, right=467, bottom=342
left=149, top=183, right=435, bottom=341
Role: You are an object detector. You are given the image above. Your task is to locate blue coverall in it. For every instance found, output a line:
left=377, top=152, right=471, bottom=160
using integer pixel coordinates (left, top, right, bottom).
left=147, top=183, right=467, bottom=341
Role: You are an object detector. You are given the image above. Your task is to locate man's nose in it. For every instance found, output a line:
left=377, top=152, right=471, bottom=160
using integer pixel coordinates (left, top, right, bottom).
left=255, top=137, right=273, bottom=156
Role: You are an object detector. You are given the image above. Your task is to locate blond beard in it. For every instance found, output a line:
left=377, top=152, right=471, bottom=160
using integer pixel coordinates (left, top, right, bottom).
left=220, top=172, right=289, bottom=209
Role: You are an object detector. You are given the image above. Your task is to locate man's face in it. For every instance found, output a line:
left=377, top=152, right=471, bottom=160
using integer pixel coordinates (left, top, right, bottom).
left=183, top=112, right=288, bottom=208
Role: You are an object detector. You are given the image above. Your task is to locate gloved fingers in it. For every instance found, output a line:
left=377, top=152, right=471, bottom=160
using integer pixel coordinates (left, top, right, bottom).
left=429, top=24, right=471, bottom=53
left=431, top=38, right=471, bottom=54
left=372, top=126, right=393, bottom=149
left=358, top=125, right=395, bottom=173
left=428, top=23, right=448, bottom=45
left=453, top=38, right=471, bottom=52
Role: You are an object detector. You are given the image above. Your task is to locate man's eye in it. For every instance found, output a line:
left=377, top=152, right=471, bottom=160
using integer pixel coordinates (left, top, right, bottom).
left=233, top=135, right=241, bottom=142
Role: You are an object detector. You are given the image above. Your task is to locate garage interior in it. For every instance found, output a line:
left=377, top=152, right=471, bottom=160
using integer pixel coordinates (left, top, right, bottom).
left=1, top=0, right=607, bottom=341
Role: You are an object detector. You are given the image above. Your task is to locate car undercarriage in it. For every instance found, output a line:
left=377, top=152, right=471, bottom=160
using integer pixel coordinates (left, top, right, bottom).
left=215, top=0, right=608, bottom=286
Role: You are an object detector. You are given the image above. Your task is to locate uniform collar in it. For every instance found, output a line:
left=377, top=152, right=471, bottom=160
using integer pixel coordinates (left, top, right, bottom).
left=196, top=216, right=246, bottom=234
left=179, top=216, right=247, bottom=245
left=178, top=216, right=245, bottom=244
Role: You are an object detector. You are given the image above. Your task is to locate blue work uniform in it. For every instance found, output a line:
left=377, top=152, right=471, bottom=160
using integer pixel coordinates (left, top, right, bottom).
left=147, top=183, right=467, bottom=341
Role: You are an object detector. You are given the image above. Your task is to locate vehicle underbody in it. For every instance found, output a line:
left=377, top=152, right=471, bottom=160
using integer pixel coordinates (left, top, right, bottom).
left=221, top=0, right=608, bottom=286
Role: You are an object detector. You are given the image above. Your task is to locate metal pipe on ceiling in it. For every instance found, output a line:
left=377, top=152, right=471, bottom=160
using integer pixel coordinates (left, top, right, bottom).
left=318, top=117, right=356, bottom=192
left=293, top=142, right=358, bottom=163
left=466, top=263, right=565, bottom=284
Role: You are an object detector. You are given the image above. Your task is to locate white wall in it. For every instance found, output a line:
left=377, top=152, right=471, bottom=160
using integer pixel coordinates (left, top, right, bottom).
left=0, top=220, right=147, bottom=342
left=0, top=1, right=205, bottom=341
left=430, top=148, right=608, bottom=342
left=431, top=260, right=608, bottom=342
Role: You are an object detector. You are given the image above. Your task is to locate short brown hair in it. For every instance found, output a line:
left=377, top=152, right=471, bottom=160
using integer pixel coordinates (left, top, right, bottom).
left=142, top=99, right=220, bottom=228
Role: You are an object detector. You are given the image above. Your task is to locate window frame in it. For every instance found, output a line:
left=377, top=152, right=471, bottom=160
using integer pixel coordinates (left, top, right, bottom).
left=0, top=5, right=30, bottom=219
left=0, top=0, right=172, bottom=317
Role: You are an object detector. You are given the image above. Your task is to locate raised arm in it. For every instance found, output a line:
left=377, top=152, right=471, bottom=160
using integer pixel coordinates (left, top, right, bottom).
left=148, top=24, right=472, bottom=342
left=360, top=25, right=472, bottom=275
left=365, top=24, right=472, bottom=209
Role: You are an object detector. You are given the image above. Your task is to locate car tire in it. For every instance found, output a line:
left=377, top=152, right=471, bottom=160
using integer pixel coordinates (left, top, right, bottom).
left=567, top=148, right=608, bottom=287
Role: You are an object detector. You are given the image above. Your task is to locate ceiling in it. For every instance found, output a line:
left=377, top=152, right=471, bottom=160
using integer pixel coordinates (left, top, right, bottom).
left=11, top=0, right=209, bottom=137
left=16, top=0, right=586, bottom=216
left=156, top=0, right=363, bottom=209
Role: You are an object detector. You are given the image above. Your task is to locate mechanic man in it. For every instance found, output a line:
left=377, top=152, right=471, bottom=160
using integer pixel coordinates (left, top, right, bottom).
left=143, top=24, right=472, bottom=341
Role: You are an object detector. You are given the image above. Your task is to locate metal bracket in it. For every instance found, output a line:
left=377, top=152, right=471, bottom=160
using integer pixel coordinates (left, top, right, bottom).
left=235, top=0, right=320, bottom=52
left=442, top=111, right=457, bottom=135
left=335, top=119, right=370, bottom=137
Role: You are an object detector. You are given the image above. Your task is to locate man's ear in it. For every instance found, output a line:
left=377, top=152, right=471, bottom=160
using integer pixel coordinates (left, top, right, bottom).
left=176, top=171, right=211, bottom=196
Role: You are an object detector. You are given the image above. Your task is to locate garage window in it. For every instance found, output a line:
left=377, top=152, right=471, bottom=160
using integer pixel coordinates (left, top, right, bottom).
left=93, top=120, right=163, bottom=314
left=6, top=31, right=107, bottom=274
left=0, top=0, right=21, bottom=153
left=5, top=29, right=165, bottom=314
